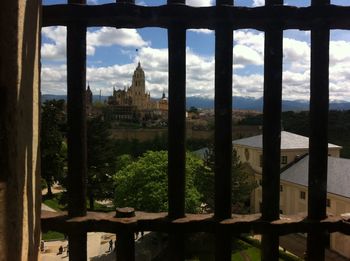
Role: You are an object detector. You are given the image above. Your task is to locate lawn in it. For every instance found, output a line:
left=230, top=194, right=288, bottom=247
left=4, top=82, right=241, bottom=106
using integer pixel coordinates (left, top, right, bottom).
left=42, top=193, right=66, bottom=211
left=42, top=192, right=114, bottom=212
left=186, top=238, right=302, bottom=261
left=42, top=192, right=114, bottom=240
left=232, top=239, right=261, bottom=260
left=42, top=230, right=65, bottom=241
left=232, top=247, right=260, bottom=260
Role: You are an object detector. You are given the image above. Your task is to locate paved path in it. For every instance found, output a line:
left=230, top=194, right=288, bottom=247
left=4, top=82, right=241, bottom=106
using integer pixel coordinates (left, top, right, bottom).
left=280, top=234, right=349, bottom=261
left=40, top=233, right=117, bottom=261
left=41, top=204, right=56, bottom=212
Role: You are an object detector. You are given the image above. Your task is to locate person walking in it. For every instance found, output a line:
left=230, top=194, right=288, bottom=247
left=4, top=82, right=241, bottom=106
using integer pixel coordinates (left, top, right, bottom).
left=108, top=239, right=113, bottom=252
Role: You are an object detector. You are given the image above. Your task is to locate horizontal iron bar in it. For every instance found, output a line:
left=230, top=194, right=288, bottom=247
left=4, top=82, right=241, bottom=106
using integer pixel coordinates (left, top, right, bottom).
left=42, top=4, right=350, bottom=30
left=41, top=210, right=350, bottom=235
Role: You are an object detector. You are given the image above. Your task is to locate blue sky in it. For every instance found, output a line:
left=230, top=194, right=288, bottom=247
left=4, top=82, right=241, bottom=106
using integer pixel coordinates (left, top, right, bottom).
left=42, top=0, right=350, bottom=101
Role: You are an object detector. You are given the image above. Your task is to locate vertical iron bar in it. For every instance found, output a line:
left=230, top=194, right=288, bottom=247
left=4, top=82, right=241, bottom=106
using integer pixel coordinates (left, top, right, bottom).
left=67, top=0, right=87, bottom=260
left=167, top=0, right=186, bottom=220
left=214, top=1, right=233, bottom=260
left=167, top=1, right=186, bottom=260
left=261, top=1, right=283, bottom=260
left=307, top=1, right=330, bottom=260
left=116, top=232, right=135, bottom=261
left=112, top=2, right=137, bottom=261
left=115, top=208, right=135, bottom=261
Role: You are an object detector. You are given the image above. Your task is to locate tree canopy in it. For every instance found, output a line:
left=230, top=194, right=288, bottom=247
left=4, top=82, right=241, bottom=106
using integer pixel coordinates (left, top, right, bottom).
left=114, top=151, right=211, bottom=213
left=113, top=149, right=256, bottom=214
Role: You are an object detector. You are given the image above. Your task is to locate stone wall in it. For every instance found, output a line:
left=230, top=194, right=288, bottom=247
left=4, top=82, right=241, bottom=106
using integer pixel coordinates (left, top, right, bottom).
left=0, top=0, right=41, bottom=260
left=109, top=125, right=261, bottom=142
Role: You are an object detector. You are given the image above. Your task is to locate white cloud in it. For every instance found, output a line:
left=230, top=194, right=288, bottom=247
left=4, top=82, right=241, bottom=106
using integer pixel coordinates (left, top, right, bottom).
left=235, top=30, right=264, bottom=53
left=135, top=0, right=147, bottom=5
left=252, top=0, right=265, bottom=6
left=87, top=27, right=148, bottom=48
left=188, top=29, right=213, bottom=34
left=41, top=26, right=148, bottom=61
left=283, top=37, right=310, bottom=72
left=41, top=27, right=67, bottom=60
left=233, top=74, right=263, bottom=98
left=234, top=44, right=263, bottom=66
left=186, top=0, right=213, bottom=7
left=41, top=65, right=67, bottom=94
left=87, top=0, right=99, bottom=4
left=330, top=41, right=350, bottom=63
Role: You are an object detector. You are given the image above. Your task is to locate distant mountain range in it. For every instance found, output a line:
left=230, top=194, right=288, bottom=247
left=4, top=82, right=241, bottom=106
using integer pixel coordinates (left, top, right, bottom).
left=185, top=96, right=350, bottom=111
left=41, top=94, right=350, bottom=112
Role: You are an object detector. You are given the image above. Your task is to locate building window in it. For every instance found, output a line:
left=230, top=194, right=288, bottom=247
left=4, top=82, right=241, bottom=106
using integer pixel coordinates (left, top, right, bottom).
left=300, top=191, right=306, bottom=200
left=259, top=154, right=263, bottom=167
left=327, top=198, right=331, bottom=207
left=280, top=185, right=283, bottom=192
left=280, top=209, right=283, bottom=214
left=281, top=155, right=288, bottom=164
left=244, top=148, right=250, bottom=161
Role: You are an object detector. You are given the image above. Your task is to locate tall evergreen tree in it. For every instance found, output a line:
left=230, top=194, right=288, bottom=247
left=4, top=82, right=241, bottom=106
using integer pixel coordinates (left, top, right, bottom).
left=41, top=99, right=66, bottom=197
left=203, top=146, right=257, bottom=213
left=87, top=116, right=116, bottom=210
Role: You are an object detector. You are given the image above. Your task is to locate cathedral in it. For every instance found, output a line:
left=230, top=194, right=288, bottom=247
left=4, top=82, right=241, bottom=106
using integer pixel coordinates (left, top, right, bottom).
left=85, top=62, right=168, bottom=120
left=107, top=62, right=167, bottom=112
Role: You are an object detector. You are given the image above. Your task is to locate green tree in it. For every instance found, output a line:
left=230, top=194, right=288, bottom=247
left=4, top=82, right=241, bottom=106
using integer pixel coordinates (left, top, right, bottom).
left=87, top=116, right=116, bottom=210
left=113, top=151, right=209, bottom=213
left=203, top=147, right=257, bottom=213
left=41, top=99, right=66, bottom=197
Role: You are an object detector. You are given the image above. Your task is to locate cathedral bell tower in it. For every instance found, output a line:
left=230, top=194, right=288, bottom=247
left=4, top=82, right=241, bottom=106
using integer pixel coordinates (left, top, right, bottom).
left=130, top=62, right=147, bottom=109
left=132, top=62, right=145, bottom=94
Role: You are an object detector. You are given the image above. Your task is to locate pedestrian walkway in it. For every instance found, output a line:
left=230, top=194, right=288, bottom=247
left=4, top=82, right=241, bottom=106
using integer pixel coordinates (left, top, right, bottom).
left=40, top=233, right=116, bottom=261
left=41, top=203, right=56, bottom=212
left=280, top=234, right=349, bottom=261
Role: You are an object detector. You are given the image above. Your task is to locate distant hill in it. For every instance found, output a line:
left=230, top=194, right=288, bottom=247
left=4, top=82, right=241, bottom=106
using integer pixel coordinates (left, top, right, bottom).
left=41, top=94, right=350, bottom=111
left=186, top=96, right=350, bottom=111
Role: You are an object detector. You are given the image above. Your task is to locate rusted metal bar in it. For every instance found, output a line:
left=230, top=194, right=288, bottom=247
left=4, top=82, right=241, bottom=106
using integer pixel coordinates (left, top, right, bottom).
left=214, top=1, right=233, bottom=261
left=115, top=208, right=135, bottom=261
left=68, top=233, right=87, bottom=261
left=261, top=0, right=283, bottom=260
left=307, top=0, right=330, bottom=260
left=43, top=4, right=350, bottom=30
left=66, top=1, right=87, bottom=260
left=116, top=232, right=134, bottom=261
left=167, top=1, right=186, bottom=260
left=214, top=0, right=233, bottom=224
left=167, top=0, right=186, bottom=220
left=41, top=211, right=350, bottom=235
left=261, top=233, right=279, bottom=261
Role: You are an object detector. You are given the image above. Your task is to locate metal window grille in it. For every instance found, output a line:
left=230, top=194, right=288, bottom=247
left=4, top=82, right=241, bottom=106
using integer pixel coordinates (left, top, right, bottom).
left=41, top=1, right=350, bottom=260
left=281, top=156, right=287, bottom=164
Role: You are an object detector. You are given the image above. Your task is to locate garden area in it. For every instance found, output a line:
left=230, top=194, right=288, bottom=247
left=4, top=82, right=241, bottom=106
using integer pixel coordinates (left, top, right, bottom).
left=186, top=237, right=301, bottom=261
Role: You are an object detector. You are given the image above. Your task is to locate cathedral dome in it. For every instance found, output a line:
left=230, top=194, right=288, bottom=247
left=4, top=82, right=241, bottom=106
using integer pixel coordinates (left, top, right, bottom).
left=134, top=62, right=145, bottom=77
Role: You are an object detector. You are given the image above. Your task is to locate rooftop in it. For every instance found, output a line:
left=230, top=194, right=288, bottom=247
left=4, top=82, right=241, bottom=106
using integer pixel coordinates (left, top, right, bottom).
left=281, top=156, right=350, bottom=199
left=232, top=131, right=341, bottom=150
